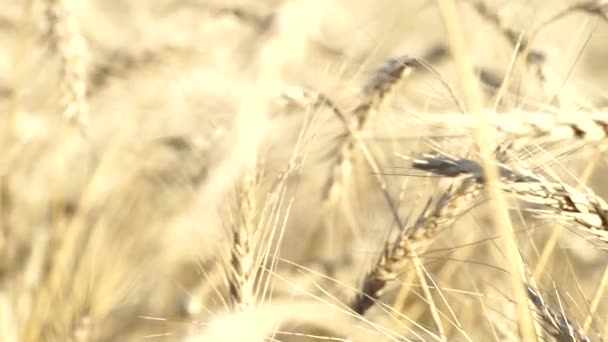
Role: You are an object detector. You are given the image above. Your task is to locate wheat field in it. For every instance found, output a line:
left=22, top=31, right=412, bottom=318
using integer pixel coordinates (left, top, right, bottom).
left=1, top=0, right=608, bottom=341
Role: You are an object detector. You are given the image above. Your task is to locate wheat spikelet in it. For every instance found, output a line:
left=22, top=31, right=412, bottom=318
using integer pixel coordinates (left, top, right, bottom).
left=44, top=0, right=89, bottom=136
left=526, top=284, right=590, bottom=342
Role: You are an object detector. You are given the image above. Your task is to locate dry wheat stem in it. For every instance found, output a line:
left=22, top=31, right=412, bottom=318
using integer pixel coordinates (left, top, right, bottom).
left=436, top=0, right=537, bottom=339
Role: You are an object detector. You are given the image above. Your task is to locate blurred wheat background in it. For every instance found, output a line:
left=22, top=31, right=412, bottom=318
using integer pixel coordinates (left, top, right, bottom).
left=1, top=0, right=608, bottom=341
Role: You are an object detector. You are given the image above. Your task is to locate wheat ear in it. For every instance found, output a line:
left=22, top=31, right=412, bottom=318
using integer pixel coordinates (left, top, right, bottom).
left=526, top=284, right=590, bottom=342
left=412, top=155, right=608, bottom=241
left=350, top=176, right=482, bottom=315
left=227, top=168, right=259, bottom=311
left=468, top=1, right=528, bottom=50
left=279, top=57, right=418, bottom=234
left=322, top=56, right=418, bottom=205
left=88, top=45, right=188, bottom=96
left=418, top=111, right=608, bottom=142
left=44, top=0, right=89, bottom=136
left=467, top=0, right=556, bottom=106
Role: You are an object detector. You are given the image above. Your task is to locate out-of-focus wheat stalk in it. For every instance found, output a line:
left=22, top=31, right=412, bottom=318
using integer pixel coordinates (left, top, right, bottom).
left=436, top=0, right=537, bottom=339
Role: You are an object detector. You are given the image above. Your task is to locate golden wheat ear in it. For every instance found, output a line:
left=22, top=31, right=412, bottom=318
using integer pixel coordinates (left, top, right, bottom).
left=44, top=0, right=89, bottom=137
left=351, top=165, right=482, bottom=315
left=415, top=110, right=608, bottom=146
left=226, top=168, right=260, bottom=312
left=320, top=55, right=418, bottom=208
left=412, top=155, right=608, bottom=241
left=352, top=56, right=418, bottom=126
